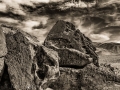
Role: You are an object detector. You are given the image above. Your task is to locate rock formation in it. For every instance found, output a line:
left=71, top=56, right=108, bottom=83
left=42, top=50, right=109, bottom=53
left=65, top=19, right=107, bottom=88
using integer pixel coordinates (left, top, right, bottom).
left=0, top=21, right=120, bottom=90
left=0, top=25, right=59, bottom=90
left=44, top=20, right=99, bottom=67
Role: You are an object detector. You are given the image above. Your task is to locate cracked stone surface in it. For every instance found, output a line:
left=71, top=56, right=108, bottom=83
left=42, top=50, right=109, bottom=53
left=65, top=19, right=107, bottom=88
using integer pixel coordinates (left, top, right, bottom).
left=0, top=21, right=120, bottom=90
left=44, top=20, right=99, bottom=67
left=0, top=28, right=7, bottom=57
left=49, top=64, right=120, bottom=90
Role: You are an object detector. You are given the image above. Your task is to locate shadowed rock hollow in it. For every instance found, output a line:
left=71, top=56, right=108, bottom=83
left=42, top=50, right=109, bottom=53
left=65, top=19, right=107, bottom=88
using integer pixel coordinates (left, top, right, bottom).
left=0, top=21, right=120, bottom=90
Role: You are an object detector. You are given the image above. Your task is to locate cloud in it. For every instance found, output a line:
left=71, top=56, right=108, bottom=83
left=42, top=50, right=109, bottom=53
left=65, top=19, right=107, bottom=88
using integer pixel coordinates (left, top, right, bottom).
left=31, top=29, right=48, bottom=44
left=0, top=3, right=6, bottom=12
left=101, top=0, right=120, bottom=6
left=0, top=0, right=120, bottom=44
left=50, top=0, right=64, bottom=2
left=91, top=25, right=120, bottom=43
left=20, top=20, right=40, bottom=32
left=0, top=0, right=61, bottom=15
left=1, top=0, right=26, bottom=15
left=107, top=34, right=120, bottom=43
left=94, top=26, right=120, bottom=35
left=0, top=17, right=19, bottom=23
left=16, top=16, right=50, bottom=43
left=2, top=0, right=50, bottom=7
left=31, top=0, right=49, bottom=3
left=20, top=16, right=49, bottom=31
left=64, top=1, right=87, bottom=8
left=90, top=34, right=110, bottom=42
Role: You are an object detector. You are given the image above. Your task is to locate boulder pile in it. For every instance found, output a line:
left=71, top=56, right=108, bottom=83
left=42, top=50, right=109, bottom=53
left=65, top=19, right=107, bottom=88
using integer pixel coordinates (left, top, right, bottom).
left=0, top=21, right=120, bottom=90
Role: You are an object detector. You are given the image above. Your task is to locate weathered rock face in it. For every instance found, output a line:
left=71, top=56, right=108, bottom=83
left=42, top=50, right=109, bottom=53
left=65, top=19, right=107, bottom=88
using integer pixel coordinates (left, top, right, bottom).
left=5, top=32, right=37, bottom=90
left=0, top=28, right=7, bottom=57
left=44, top=20, right=99, bottom=67
left=0, top=21, right=120, bottom=90
left=0, top=28, right=7, bottom=89
left=34, top=46, right=60, bottom=90
left=0, top=25, right=60, bottom=90
left=48, top=47, right=93, bottom=68
left=43, top=20, right=120, bottom=90
left=50, top=64, right=119, bottom=90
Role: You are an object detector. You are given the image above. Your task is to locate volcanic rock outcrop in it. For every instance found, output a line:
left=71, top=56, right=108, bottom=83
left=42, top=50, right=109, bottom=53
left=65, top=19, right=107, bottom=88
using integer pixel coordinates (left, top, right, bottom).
left=0, top=21, right=120, bottom=90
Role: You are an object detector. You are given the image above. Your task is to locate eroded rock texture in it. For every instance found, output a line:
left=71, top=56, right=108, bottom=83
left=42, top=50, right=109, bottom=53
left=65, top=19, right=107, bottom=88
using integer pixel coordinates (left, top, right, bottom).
left=50, top=64, right=120, bottom=90
left=5, top=32, right=37, bottom=90
left=0, top=21, right=120, bottom=90
left=0, top=25, right=59, bottom=90
left=0, top=28, right=7, bottom=57
left=0, top=29, right=7, bottom=89
left=34, top=46, right=60, bottom=90
left=44, top=20, right=99, bottom=67
left=43, top=20, right=120, bottom=90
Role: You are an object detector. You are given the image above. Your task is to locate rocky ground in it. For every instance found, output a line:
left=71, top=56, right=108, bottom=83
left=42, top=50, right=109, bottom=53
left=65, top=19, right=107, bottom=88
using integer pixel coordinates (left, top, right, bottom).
left=0, top=20, right=120, bottom=90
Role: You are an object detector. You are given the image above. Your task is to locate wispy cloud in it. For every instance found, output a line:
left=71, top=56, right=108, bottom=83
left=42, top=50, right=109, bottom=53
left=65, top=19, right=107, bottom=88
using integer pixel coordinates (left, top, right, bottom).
left=1, top=0, right=26, bottom=15
left=90, top=34, right=110, bottom=42
left=101, top=0, right=120, bottom=6
left=0, top=0, right=120, bottom=44
left=0, top=3, right=6, bottom=12
left=0, top=17, right=19, bottom=23
left=19, top=20, right=40, bottom=32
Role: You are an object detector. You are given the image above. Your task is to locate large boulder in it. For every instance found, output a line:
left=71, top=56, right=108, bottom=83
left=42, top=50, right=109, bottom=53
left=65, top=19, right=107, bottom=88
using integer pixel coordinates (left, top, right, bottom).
left=44, top=20, right=99, bottom=67
left=5, top=32, right=37, bottom=90
left=0, top=25, right=60, bottom=90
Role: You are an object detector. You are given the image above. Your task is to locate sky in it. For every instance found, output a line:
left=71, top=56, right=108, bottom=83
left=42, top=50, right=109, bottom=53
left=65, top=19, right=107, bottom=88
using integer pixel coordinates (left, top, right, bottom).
left=0, top=0, right=120, bottom=44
